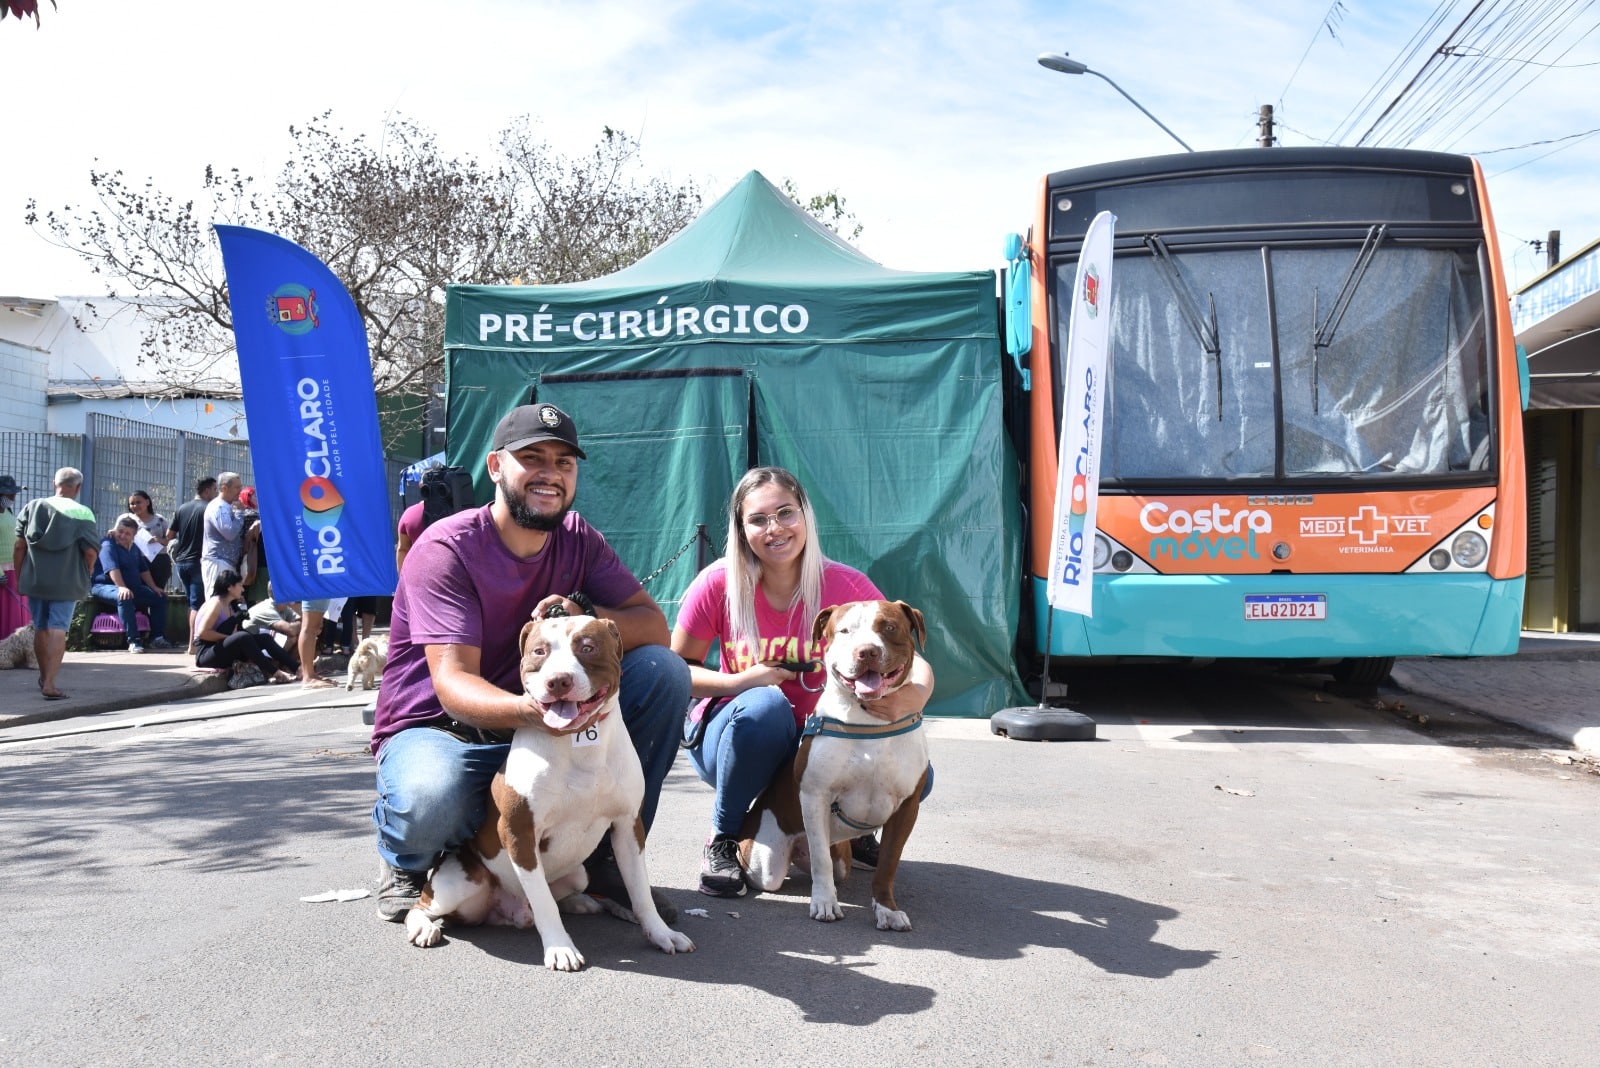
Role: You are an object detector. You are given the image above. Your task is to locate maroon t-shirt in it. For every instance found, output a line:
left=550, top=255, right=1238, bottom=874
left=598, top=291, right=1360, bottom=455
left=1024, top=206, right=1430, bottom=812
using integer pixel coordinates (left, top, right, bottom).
left=370, top=505, right=642, bottom=754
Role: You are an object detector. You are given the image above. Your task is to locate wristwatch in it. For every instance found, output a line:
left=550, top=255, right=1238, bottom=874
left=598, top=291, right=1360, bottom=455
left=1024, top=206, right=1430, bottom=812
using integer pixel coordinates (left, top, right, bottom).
left=567, top=590, right=594, bottom=615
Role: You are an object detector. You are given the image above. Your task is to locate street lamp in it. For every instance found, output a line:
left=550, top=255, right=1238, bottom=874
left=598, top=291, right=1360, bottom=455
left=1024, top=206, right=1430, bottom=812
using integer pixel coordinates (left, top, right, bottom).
left=1037, top=51, right=1194, bottom=153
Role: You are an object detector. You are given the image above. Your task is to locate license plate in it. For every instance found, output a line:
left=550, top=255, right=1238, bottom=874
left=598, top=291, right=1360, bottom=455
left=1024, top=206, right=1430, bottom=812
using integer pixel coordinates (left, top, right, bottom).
left=1243, top=594, right=1326, bottom=620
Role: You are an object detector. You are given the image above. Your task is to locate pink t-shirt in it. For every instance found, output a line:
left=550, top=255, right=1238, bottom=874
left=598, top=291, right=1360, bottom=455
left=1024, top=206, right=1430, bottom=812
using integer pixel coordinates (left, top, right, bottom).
left=676, top=560, right=883, bottom=722
left=397, top=501, right=425, bottom=544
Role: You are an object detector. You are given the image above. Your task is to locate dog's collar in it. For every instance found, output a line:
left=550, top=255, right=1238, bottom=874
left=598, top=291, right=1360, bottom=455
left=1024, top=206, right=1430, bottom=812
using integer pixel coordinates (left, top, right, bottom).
left=803, top=709, right=923, bottom=739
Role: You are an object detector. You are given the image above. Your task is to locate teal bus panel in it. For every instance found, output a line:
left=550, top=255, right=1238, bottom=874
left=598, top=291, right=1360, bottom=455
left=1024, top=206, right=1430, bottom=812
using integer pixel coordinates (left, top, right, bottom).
left=1032, top=573, right=1525, bottom=660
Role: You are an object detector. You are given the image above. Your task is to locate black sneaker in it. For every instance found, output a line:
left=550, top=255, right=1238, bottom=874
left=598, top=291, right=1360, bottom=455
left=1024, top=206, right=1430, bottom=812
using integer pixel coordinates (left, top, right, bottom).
left=585, top=852, right=679, bottom=924
left=699, top=834, right=746, bottom=898
left=850, top=833, right=879, bottom=871
left=376, top=861, right=427, bottom=922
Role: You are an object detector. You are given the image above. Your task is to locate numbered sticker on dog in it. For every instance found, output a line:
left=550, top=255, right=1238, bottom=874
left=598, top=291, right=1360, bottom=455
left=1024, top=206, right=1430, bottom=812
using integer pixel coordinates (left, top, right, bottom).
left=573, top=723, right=601, bottom=748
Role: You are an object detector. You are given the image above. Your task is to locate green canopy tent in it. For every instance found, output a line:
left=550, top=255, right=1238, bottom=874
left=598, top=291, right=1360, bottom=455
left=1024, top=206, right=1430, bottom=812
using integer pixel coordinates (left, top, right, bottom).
left=443, top=170, right=1025, bottom=715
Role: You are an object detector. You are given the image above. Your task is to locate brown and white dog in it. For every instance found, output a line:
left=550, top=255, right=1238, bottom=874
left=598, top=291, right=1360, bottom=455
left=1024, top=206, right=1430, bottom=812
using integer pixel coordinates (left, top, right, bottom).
left=403, top=614, right=694, bottom=970
left=740, top=599, right=929, bottom=931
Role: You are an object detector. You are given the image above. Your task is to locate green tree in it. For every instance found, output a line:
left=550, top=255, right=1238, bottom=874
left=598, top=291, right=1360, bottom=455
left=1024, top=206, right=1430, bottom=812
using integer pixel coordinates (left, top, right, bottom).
left=782, top=178, right=864, bottom=242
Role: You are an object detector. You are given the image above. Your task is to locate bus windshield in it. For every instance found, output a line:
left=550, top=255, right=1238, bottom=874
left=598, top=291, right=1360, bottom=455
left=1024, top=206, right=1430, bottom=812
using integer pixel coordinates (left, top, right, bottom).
left=1061, top=243, right=1493, bottom=483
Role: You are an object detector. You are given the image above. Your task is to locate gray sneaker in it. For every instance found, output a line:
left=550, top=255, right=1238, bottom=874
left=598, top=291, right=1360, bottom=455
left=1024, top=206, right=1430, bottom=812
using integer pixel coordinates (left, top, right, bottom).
left=376, top=862, right=427, bottom=922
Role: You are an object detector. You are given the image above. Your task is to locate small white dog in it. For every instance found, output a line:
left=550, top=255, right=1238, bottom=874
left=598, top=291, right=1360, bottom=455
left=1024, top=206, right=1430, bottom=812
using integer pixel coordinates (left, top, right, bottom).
left=0, top=624, right=38, bottom=670
left=345, top=636, right=389, bottom=691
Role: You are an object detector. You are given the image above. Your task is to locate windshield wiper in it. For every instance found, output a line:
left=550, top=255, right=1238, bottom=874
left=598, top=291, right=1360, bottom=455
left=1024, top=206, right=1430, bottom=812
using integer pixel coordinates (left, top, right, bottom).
left=1144, top=234, right=1223, bottom=419
left=1311, top=223, right=1388, bottom=412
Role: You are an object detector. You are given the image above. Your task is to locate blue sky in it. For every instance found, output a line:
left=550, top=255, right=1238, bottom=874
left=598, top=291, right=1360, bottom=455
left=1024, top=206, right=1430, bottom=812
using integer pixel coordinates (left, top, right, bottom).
left=4, top=0, right=1596, bottom=297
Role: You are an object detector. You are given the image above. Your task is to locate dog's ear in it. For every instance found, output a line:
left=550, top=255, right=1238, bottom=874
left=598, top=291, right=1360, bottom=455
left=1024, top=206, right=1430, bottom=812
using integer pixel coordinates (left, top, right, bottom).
left=892, top=601, right=927, bottom=650
left=518, top=619, right=540, bottom=654
left=811, top=605, right=838, bottom=645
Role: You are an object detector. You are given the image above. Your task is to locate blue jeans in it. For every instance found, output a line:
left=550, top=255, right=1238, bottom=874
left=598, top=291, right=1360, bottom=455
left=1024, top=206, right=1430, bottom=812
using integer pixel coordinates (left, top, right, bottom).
left=372, top=644, right=689, bottom=873
left=688, top=686, right=799, bottom=837
left=177, top=560, right=205, bottom=610
left=688, top=687, right=936, bottom=837
left=91, top=582, right=166, bottom=645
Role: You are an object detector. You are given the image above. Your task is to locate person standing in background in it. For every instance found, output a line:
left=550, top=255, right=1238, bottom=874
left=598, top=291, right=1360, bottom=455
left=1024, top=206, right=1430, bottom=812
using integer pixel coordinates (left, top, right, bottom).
left=14, top=467, right=99, bottom=700
left=201, top=472, right=253, bottom=592
left=171, top=477, right=217, bottom=655
left=0, top=474, right=26, bottom=641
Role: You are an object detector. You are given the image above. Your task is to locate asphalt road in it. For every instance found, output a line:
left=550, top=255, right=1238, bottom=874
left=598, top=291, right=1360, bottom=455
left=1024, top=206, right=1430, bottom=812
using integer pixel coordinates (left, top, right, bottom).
left=1, top=667, right=1596, bottom=1067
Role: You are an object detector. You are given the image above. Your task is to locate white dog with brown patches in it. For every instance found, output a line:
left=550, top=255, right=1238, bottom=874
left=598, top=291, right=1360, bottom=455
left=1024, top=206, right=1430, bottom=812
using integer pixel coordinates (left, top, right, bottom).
left=403, top=614, right=693, bottom=971
left=741, top=599, right=930, bottom=931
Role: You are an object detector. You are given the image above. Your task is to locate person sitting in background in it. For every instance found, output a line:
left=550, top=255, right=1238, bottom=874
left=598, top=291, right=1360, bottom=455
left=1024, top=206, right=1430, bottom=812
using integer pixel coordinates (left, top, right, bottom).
left=90, top=514, right=174, bottom=654
left=193, top=569, right=296, bottom=684
left=244, top=582, right=302, bottom=659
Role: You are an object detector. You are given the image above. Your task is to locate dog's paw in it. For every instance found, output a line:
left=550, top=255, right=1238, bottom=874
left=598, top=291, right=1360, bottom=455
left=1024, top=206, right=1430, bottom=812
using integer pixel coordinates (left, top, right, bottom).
left=557, top=892, right=605, bottom=916
left=544, top=944, right=587, bottom=972
left=872, top=899, right=912, bottom=932
left=404, top=911, right=444, bottom=947
left=644, top=922, right=695, bottom=955
left=809, top=895, right=845, bottom=922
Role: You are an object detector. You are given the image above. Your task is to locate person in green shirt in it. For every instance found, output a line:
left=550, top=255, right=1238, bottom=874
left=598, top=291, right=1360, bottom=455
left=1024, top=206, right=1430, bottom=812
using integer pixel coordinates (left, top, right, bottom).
left=13, top=467, right=99, bottom=700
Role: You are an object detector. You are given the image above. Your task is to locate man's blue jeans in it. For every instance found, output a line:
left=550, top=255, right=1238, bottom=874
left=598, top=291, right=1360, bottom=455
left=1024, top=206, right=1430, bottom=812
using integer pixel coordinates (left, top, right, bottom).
left=372, top=645, right=689, bottom=873
left=91, top=582, right=165, bottom=646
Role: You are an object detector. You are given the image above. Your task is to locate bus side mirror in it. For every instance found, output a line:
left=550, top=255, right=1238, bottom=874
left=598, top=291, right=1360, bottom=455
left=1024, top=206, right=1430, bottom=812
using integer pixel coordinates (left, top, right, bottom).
left=1515, top=342, right=1530, bottom=411
left=1004, top=233, right=1033, bottom=391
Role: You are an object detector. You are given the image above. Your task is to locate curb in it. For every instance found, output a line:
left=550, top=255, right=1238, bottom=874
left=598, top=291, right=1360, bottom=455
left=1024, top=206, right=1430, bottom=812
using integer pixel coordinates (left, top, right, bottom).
left=0, top=673, right=231, bottom=730
left=1389, top=662, right=1595, bottom=755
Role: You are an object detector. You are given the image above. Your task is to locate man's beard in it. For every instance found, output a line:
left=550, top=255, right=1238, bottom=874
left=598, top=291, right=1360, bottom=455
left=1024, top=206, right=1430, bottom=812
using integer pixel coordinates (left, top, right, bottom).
left=499, top=472, right=569, bottom=531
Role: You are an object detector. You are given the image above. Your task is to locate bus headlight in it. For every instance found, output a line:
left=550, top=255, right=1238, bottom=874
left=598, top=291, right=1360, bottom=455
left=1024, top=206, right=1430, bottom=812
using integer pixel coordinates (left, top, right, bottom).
left=1451, top=531, right=1489, bottom=569
left=1428, top=549, right=1451, bottom=571
left=1093, top=533, right=1111, bottom=570
left=1111, top=550, right=1134, bottom=572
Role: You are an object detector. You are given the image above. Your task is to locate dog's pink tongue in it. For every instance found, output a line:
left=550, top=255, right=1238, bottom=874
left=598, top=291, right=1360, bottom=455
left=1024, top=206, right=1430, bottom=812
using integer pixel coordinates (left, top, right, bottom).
left=542, top=700, right=582, bottom=730
left=851, top=671, right=885, bottom=698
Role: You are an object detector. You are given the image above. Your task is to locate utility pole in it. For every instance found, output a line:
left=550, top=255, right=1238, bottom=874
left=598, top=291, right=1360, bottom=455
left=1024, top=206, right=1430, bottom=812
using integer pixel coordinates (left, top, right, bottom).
left=1258, top=104, right=1275, bottom=147
left=1547, top=230, right=1561, bottom=269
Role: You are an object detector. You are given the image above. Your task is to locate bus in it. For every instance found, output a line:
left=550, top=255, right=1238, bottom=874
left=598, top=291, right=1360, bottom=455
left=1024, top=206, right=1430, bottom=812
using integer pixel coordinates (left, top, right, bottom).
left=1006, top=147, right=1528, bottom=685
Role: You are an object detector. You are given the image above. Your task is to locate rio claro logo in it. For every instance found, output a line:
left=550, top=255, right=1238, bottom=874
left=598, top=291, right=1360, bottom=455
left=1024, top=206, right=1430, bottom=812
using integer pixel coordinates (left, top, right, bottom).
left=268, top=284, right=319, bottom=335
left=1082, top=265, right=1101, bottom=318
left=297, top=377, right=346, bottom=575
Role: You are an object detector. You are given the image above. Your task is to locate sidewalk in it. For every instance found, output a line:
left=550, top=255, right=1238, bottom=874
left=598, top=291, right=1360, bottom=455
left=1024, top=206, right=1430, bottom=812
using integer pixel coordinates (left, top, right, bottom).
left=0, top=643, right=356, bottom=730
left=1389, top=631, right=1600, bottom=756
left=5, top=631, right=1599, bottom=753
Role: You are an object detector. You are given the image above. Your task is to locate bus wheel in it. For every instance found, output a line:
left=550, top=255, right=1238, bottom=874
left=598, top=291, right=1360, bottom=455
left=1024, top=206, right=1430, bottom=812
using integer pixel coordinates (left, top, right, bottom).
left=1332, top=657, right=1395, bottom=687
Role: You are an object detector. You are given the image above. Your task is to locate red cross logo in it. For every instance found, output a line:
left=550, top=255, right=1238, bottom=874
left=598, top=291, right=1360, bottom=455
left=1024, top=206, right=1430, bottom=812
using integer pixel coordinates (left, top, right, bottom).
left=1347, top=505, right=1387, bottom=545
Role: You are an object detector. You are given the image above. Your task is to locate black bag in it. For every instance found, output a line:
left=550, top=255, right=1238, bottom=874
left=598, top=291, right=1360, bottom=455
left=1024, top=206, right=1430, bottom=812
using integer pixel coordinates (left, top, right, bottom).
left=680, top=696, right=733, bottom=750
left=419, top=466, right=475, bottom=529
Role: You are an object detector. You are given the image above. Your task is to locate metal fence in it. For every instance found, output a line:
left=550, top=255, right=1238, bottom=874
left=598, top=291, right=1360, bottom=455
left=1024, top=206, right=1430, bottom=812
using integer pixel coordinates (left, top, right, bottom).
left=81, top=413, right=257, bottom=536
left=0, top=432, right=83, bottom=506
left=3, top=415, right=412, bottom=590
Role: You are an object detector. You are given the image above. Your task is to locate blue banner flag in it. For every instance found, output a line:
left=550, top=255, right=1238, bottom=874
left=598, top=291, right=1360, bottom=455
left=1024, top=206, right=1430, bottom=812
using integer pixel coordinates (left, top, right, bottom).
left=215, top=225, right=399, bottom=602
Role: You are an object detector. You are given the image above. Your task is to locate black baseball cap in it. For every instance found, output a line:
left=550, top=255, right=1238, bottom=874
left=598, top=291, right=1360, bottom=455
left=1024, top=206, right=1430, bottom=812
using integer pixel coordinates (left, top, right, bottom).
left=490, top=404, right=587, bottom=460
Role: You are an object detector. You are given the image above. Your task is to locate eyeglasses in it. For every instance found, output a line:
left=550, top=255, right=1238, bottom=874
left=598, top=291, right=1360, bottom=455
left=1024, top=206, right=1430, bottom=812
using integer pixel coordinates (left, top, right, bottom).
left=743, top=504, right=802, bottom=532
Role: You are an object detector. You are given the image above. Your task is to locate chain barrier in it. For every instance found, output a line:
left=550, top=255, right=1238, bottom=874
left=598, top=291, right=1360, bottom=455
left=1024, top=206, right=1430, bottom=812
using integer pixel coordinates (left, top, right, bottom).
left=639, top=526, right=716, bottom=588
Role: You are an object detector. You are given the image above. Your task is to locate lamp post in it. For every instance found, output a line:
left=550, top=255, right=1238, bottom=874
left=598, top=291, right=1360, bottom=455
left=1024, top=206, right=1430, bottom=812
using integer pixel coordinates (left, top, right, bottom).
left=1037, top=51, right=1194, bottom=153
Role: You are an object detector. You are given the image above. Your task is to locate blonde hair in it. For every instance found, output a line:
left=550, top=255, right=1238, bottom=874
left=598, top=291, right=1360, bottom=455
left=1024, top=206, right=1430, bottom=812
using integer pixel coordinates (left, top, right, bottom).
left=723, top=466, right=830, bottom=658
